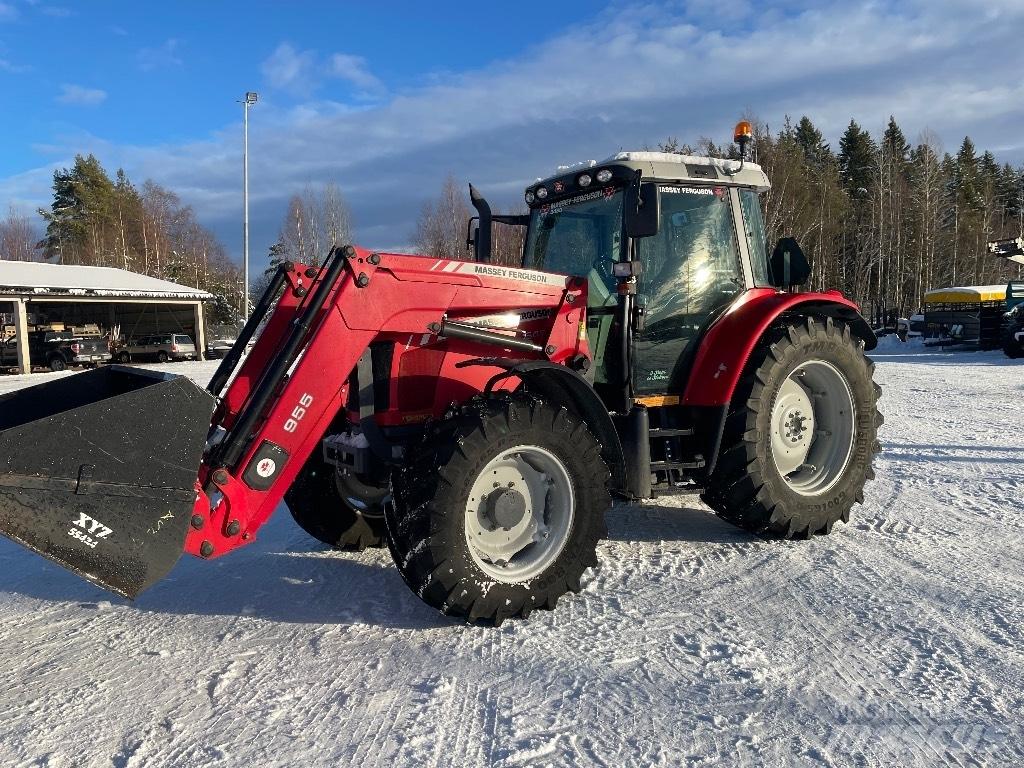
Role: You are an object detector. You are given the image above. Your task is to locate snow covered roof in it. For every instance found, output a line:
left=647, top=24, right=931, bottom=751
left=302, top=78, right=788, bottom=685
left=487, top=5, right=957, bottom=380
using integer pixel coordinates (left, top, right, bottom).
left=606, top=151, right=752, bottom=171
left=923, top=285, right=1007, bottom=304
left=0, top=260, right=213, bottom=301
left=538, top=151, right=770, bottom=191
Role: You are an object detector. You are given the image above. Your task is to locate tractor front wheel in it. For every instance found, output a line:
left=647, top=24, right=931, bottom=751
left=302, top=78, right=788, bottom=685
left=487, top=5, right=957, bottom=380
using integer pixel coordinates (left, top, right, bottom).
left=386, top=395, right=610, bottom=625
left=702, top=318, right=881, bottom=537
left=285, top=455, right=386, bottom=551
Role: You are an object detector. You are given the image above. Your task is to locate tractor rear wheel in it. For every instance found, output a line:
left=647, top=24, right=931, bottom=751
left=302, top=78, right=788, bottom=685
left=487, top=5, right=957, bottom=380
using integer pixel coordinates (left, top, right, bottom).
left=386, top=394, right=610, bottom=626
left=702, top=318, right=881, bottom=538
left=285, top=455, right=386, bottom=551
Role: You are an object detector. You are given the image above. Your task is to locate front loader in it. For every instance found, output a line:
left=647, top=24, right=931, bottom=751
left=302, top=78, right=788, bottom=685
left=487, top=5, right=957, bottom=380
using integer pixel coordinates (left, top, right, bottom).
left=0, top=122, right=881, bottom=625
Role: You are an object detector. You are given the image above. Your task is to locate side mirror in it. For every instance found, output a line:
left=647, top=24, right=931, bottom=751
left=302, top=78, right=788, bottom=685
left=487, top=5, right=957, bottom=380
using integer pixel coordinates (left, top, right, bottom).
left=624, top=174, right=660, bottom=238
left=769, top=237, right=811, bottom=289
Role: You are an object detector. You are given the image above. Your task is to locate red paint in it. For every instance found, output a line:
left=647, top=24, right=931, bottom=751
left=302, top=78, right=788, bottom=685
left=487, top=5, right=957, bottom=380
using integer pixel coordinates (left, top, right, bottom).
left=681, top=288, right=864, bottom=407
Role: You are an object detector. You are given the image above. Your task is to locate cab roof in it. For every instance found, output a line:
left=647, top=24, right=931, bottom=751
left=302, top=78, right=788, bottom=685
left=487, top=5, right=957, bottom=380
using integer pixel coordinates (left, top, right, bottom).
left=534, top=152, right=770, bottom=192
left=604, top=152, right=770, bottom=191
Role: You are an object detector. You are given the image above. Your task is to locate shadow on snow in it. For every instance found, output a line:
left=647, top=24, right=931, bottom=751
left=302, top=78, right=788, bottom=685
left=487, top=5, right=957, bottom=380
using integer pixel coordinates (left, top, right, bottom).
left=0, top=498, right=752, bottom=626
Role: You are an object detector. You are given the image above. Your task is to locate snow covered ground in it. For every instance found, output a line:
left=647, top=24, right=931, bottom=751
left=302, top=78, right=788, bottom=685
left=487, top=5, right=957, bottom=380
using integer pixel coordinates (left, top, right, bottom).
left=0, top=346, right=1022, bottom=767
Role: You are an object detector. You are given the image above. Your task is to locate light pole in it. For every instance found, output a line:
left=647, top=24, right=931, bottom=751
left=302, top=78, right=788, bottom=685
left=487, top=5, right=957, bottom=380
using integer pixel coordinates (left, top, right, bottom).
left=241, top=91, right=258, bottom=318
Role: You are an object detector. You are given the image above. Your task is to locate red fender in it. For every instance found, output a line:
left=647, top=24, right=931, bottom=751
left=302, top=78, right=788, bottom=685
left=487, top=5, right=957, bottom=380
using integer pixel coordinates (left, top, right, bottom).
left=681, top=288, right=874, bottom=407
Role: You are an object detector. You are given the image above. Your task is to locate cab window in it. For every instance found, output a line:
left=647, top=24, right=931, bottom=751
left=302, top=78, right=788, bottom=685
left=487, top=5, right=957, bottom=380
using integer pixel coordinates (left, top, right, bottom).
left=739, top=189, right=771, bottom=286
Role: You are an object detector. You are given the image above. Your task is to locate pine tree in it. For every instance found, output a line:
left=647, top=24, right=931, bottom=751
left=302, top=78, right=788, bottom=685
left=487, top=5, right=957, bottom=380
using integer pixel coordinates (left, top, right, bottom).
left=838, top=120, right=877, bottom=197
left=794, top=116, right=831, bottom=167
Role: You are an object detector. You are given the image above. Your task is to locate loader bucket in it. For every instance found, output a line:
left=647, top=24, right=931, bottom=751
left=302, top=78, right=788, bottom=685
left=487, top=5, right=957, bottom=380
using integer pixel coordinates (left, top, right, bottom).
left=0, top=366, right=215, bottom=599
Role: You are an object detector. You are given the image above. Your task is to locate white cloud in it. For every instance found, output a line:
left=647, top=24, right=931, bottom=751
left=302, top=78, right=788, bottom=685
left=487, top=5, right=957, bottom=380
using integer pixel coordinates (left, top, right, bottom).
left=138, top=38, right=182, bottom=71
left=56, top=84, right=107, bottom=106
left=0, top=2, right=17, bottom=22
left=261, top=42, right=316, bottom=93
left=9, top=1, right=1024, bottom=259
left=261, top=43, right=384, bottom=99
left=329, top=53, right=384, bottom=97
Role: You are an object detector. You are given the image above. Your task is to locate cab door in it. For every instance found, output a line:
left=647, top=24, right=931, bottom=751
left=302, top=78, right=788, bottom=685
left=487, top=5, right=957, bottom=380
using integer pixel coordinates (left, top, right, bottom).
left=632, top=185, right=745, bottom=395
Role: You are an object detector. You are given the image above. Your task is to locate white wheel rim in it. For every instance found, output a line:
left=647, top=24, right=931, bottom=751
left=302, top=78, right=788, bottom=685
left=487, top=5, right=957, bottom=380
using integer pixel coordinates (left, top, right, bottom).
left=464, top=444, right=574, bottom=582
left=770, top=360, right=856, bottom=496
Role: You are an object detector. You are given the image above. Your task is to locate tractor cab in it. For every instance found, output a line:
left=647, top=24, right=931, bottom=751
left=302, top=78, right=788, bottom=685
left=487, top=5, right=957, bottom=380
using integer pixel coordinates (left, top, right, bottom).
left=520, top=147, right=773, bottom=411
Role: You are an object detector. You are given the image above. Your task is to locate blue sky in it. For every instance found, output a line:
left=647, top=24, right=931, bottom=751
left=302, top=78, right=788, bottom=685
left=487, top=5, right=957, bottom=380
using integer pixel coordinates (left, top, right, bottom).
left=2, top=0, right=1024, bottom=267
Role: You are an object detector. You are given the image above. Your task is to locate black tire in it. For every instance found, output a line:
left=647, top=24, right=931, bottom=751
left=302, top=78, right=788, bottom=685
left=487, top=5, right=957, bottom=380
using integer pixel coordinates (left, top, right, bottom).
left=156, top=350, right=169, bottom=363
left=48, top=356, right=67, bottom=372
left=386, top=394, right=610, bottom=626
left=1004, top=339, right=1023, bottom=359
left=117, top=351, right=131, bottom=363
left=702, top=318, right=881, bottom=538
left=284, top=455, right=386, bottom=551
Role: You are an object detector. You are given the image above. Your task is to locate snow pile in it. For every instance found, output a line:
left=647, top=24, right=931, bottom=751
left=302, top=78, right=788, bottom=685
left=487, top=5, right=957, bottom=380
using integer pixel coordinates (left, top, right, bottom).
left=0, top=351, right=1022, bottom=766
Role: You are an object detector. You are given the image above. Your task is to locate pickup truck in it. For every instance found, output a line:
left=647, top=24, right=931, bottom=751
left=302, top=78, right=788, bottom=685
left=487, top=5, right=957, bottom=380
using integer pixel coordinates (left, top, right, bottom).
left=1, top=331, right=111, bottom=372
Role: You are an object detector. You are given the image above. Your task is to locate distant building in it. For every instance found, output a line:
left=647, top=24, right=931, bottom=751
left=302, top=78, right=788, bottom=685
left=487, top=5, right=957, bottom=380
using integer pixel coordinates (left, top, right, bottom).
left=0, top=260, right=211, bottom=374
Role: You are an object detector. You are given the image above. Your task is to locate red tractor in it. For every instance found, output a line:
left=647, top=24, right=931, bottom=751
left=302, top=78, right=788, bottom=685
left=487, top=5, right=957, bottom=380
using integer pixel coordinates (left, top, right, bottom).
left=0, top=124, right=880, bottom=625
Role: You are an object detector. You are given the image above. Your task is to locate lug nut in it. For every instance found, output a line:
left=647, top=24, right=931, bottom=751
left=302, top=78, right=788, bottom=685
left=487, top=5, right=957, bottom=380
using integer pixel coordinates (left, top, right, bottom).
left=190, top=514, right=205, bottom=530
left=355, top=273, right=370, bottom=287
left=226, top=520, right=241, bottom=537
left=212, top=468, right=229, bottom=485
left=200, top=541, right=215, bottom=558
left=368, top=252, right=381, bottom=265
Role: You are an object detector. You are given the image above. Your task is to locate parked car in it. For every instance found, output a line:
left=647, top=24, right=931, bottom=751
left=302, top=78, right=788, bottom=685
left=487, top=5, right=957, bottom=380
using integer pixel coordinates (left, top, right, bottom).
left=205, top=338, right=236, bottom=360
left=116, top=334, right=196, bottom=363
left=0, top=331, right=111, bottom=372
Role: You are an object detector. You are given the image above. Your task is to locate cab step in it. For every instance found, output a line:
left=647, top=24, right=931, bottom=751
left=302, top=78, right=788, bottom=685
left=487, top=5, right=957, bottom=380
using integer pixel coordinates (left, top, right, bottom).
left=649, top=427, right=694, bottom=437
left=650, top=459, right=705, bottom=471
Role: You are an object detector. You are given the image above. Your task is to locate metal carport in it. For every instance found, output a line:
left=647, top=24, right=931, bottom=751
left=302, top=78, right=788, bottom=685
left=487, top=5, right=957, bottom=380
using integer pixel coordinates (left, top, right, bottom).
left=0, top=260, right=212, bottom=374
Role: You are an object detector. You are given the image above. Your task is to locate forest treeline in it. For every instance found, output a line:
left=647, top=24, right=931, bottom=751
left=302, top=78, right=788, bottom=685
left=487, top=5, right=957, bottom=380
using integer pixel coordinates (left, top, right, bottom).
left=5, top=113, right=1022, bottom=324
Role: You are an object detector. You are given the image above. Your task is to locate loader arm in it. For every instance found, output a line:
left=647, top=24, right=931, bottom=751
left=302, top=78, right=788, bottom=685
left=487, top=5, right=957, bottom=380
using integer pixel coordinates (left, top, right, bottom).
left=184, top=246, right=590, bottom=563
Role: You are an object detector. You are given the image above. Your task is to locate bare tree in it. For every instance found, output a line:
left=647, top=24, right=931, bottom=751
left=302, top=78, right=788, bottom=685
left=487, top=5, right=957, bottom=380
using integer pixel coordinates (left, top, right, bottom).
left=278, top=184, right=354, bottom=264
left=413, top=175, right=472, bottom=259
left=0, top=207, right=38, bottom=261
left=491, top=206, right=528, bottom=266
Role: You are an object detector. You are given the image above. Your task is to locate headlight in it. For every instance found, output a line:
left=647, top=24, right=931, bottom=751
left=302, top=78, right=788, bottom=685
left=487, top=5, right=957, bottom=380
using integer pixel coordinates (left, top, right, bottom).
left=578, top=173, right=592, bottom=187
left=536, top=186, right=549, bottom=199
left=525, top=190, right=535, bottom=204
left=596, top=169, right=613, bottom=183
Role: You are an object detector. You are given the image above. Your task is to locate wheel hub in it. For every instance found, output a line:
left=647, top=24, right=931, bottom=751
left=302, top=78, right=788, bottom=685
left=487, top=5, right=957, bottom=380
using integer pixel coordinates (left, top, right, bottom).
left=771, top=377, right=815, bottom=475
left=783, top=409, right=811, bottom=443
left=485, top=487, right=527, bottom=530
